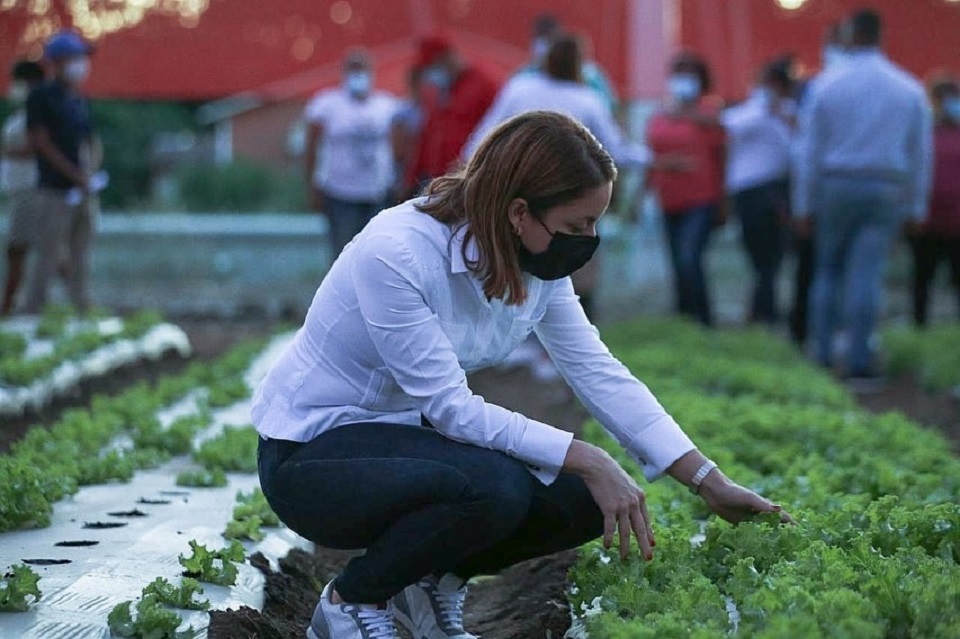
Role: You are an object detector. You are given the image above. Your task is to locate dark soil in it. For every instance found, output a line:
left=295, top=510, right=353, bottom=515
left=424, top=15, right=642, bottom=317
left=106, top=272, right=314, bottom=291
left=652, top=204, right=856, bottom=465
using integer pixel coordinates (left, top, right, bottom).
left=854, top=374, right=960, bottom=452
left=0, top=350, right=190, bottom=454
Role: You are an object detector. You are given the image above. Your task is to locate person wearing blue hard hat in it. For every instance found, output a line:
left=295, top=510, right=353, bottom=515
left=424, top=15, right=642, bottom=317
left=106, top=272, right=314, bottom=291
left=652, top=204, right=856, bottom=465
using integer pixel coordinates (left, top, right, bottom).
left=23, top=28, right=102, bottom=314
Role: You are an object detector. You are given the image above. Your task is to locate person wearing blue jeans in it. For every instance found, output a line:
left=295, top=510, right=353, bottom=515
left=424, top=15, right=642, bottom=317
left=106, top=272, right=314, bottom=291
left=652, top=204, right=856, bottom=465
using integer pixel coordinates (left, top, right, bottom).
left=258, top=421, right=604, bottom=606
left=322, top=195, right=386, bottom=258
left=663, top=204, right=717, bottom=326
left=254, top=113, right=789, bottom=639
left=791, top=10, right=933, bottom=382
left=809, top=176, right=902, bottom=376
left=303, top=49, right=399, bottom=261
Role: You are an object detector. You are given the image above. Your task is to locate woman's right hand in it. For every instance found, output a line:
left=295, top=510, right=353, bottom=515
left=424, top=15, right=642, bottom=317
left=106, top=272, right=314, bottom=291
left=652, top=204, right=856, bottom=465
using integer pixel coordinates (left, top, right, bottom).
left=564, top=440, right=655, bottom=561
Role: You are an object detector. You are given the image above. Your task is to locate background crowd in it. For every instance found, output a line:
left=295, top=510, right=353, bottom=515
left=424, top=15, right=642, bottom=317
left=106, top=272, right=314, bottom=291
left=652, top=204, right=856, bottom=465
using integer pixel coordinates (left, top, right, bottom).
left=2, top=7, right=959, bottom=389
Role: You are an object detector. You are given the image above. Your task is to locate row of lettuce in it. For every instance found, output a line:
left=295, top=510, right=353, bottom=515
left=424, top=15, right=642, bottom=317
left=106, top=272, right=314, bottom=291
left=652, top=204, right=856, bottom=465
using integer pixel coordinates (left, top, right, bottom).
left=569, top=320, right=960, bottom=639
left=0, top=306, right=172, bottom=387
left=2, top=313, right=957, bottom=636
left=0, top=334, right=264, bottom=532
left=1, top=325, right=284, bottom=635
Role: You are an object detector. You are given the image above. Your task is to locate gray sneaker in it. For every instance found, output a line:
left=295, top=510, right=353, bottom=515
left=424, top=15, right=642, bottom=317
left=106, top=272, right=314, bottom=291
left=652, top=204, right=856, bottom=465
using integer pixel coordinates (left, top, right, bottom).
left=307, top=580, right=398, bottom=639
left=393, top=574, right=477, bottom=639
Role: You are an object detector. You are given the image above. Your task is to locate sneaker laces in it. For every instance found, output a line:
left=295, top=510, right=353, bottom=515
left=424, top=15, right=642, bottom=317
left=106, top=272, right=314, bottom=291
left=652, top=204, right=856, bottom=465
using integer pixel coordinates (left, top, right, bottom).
left=345, top=604, right=397, bottom=639
left=423, top=580, right=466, bottom=630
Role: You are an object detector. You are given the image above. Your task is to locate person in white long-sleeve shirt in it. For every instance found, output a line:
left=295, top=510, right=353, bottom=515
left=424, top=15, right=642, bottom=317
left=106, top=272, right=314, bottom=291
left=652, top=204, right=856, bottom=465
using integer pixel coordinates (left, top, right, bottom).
left=722, top=60, right=796, bottom=324
left=791, top=9, right=933, bottom=383
left=254, top=112, right=789, bottom=639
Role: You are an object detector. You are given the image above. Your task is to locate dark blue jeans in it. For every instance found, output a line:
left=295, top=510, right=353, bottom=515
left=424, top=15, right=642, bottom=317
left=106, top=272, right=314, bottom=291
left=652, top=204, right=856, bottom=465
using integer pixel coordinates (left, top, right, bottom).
left=810, top=176, right=902, bottom=374
left=258, top=422, right=603, bottom=604
left=664, top=204, right=717, bottom=326
left=323, top=194, right=385, bottom=259
left=733, top=180, right=789, bottom=324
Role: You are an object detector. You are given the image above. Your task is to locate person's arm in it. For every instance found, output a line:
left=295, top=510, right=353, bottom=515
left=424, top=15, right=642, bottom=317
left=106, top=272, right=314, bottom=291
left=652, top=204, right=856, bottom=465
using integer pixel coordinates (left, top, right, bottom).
left=29, top=126, right=87, bottom=188
left=790, top=90, right=823, bottom=235
left=1, top=118, right=34, bottom=159
left=87, top=134, right=103, bottom=172
left=585, top=97, right=651, bottom=170
left=351, top=230, right=574, bottom=484
left=907, top=91, right=934, bottom=224
left=714, top=124, right=729, bottom=225
left=389, top=113, right=408, bottom=167
left=304, top=120, right=324, bottom=211
left=535, top=280, right=790, bottom=541
left=666, top=449, right=786, bottom=523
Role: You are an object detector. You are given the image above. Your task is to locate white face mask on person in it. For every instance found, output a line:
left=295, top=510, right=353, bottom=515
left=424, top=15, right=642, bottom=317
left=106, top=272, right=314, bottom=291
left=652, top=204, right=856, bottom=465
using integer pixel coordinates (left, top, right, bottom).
left=667, top=73, right=701, bottom=104
left=344, top=71, right=371, bottom=97
left=7, top=81, right=30, bottom=105
left=63, top=57, right=90, bottom=85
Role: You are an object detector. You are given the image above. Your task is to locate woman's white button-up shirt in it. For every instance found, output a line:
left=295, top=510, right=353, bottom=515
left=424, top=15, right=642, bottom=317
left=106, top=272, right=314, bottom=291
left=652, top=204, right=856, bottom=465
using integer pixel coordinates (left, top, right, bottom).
left=251, top=200, right=694, bottom=484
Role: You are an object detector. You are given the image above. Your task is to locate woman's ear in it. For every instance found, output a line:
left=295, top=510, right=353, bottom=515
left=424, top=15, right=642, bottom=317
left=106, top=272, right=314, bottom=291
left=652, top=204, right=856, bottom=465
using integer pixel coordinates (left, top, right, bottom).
left=507, top=198, right=527, bottom=236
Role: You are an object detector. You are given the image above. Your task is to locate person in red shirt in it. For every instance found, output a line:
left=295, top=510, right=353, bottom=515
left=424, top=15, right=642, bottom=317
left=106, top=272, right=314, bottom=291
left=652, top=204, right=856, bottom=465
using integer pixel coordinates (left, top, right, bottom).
left=908, top=75, right=960, bottom=326
left=405, top=35, right=498, bottom=196
left=646, top=52, right=727, bottom=326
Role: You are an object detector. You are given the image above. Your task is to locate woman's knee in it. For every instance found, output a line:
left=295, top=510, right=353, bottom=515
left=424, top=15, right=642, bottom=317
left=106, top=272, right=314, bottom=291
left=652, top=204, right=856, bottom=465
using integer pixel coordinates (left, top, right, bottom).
left=463, top=453, right=536, bottom=531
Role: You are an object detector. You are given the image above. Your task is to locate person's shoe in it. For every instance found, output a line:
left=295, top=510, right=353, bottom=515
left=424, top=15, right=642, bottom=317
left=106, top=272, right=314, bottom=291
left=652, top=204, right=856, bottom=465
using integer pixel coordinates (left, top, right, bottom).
left=841, top=369, right=888, bottom=394
left=392, top=573, right=477, bottom=639
left=307, top=581, right=397, bottom=639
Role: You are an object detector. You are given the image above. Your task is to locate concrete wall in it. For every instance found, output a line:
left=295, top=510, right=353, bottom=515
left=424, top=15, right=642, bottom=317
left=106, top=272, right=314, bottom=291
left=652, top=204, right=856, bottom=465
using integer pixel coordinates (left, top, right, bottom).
left=1, top=212, right=331, bottom=320
left=1, top=210, right=682, bottom=322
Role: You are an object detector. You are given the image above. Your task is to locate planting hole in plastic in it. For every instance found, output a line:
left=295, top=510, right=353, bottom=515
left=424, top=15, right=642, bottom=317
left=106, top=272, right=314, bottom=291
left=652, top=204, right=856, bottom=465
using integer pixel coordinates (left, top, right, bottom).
left=82, top=521, right=128, bottom=529
left=107, top=509, right=148, bottom=518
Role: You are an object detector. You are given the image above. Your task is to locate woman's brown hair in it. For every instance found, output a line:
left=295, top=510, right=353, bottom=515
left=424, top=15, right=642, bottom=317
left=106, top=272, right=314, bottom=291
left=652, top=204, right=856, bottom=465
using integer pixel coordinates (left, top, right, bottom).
left=417, top=111, right=616, bottom=305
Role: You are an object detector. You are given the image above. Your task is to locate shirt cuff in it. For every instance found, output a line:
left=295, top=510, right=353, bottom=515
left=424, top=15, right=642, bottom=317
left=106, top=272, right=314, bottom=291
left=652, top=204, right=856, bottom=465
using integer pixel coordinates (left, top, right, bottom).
left=514, top=418, right=574, bottom=485
left=625, top=416, right=696, bottom=482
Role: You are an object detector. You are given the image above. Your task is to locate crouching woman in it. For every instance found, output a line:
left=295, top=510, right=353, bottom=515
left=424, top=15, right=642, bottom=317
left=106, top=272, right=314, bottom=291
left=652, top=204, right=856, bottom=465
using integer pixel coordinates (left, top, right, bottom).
left=253, top=111, right=790, bottom=639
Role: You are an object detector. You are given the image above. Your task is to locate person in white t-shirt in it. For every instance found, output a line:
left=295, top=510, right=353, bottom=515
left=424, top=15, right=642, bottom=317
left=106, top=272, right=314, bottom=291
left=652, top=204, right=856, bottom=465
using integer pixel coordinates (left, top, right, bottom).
left=722, top=59, right=796, bottom=325
left=254, top=111, right=791, bottom=639
left=1, top=59, right=44, bottom=315
left=304, top=48, right=398, bottom=260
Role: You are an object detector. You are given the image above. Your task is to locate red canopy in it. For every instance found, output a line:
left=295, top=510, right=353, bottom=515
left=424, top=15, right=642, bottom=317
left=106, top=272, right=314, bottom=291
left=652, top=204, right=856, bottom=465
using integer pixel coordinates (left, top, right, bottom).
left=2, top=0, right=959, bottom=102
left=0, top=0, right=630, bottom=100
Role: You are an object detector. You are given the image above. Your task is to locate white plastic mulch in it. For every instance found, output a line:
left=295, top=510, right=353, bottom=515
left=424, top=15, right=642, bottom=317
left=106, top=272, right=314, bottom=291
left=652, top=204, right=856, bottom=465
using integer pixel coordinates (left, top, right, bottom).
left=0, top=330, right=308, bottom=639
left=0, top=315, right=193, bottom=418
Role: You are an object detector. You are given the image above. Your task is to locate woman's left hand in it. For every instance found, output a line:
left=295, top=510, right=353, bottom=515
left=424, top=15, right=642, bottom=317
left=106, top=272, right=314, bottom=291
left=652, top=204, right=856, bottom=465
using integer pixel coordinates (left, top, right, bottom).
left=699, top=470, right=794, bottom=525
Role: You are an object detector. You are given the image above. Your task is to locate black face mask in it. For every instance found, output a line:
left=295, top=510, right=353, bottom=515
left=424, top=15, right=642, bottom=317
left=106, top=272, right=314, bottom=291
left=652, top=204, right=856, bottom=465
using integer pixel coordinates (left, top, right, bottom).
left=518, top=218, right=600, bottom=281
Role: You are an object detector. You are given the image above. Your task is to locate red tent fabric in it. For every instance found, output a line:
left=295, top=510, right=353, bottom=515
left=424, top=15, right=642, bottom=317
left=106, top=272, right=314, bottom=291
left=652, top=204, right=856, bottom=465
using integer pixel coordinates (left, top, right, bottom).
left=0, top=0, right=629, bottom=100
left=2, top=0, right=959, bottom=102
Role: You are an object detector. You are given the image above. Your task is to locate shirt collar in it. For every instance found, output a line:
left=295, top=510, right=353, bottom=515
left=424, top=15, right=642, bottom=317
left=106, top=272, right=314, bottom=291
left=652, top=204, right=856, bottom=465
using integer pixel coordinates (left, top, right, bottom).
left=449, top=224, right=479, bottom=274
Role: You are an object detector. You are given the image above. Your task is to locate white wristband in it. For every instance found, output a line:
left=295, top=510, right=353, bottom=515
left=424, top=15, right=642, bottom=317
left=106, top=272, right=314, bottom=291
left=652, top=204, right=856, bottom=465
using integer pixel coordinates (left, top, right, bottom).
left=689, top=459, right=718, bottom=495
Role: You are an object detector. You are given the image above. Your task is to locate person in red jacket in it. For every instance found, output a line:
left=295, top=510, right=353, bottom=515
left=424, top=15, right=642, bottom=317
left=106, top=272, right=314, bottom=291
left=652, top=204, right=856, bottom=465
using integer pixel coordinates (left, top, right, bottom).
left=646, top=52, right=727, bottom=327
left=908, top=75, right=960, bottom=326
left=404, top=35, right=498, bottom=196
